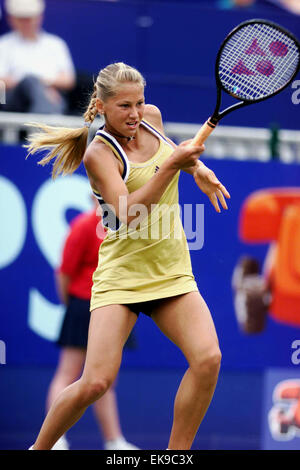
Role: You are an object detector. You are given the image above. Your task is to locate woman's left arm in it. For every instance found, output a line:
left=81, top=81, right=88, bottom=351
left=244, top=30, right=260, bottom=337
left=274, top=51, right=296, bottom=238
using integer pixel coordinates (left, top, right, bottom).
left=192, top=160, right=230, bottom=213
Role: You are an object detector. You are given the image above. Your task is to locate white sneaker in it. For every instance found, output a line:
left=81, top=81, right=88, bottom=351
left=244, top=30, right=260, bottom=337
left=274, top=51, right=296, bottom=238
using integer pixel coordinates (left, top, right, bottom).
left=51, top=435, right=70, bottom=450
left=104, top=436, right=140, bottom=450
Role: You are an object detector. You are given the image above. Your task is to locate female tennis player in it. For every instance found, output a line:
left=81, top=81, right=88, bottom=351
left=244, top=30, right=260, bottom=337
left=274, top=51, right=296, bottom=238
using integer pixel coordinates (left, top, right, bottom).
left=27, top=62, right=230, bottom=450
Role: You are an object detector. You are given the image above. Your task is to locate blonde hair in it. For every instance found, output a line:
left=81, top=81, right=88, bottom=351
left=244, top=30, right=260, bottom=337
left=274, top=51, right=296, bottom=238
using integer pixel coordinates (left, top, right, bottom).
left=26, top=62, right=146, bottom=179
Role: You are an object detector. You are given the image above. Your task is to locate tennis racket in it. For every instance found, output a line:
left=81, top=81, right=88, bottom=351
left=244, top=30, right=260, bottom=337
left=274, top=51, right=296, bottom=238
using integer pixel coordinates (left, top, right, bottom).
left=191, top=19, right=300, bottom=146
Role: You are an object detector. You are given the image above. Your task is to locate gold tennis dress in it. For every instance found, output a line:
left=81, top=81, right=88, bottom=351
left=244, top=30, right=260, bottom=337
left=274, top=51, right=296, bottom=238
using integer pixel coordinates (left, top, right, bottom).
left=90, top=119, right=198, bottom=311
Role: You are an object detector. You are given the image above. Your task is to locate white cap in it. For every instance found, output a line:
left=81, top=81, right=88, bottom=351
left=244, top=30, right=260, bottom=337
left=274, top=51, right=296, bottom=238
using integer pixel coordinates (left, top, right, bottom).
left=5, top=0, right=45, bottom=18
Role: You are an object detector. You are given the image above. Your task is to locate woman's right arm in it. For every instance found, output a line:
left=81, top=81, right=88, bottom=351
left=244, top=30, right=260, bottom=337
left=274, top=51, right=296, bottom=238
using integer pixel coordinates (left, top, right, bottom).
left=83, top=140, right=204, bottom=226
left=55, top=271, right=70, bottom=305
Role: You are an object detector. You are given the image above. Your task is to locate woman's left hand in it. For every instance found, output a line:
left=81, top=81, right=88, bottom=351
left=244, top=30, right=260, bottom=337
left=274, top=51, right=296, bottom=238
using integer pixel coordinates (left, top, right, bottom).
left=193, top=160, right=230, bottom=212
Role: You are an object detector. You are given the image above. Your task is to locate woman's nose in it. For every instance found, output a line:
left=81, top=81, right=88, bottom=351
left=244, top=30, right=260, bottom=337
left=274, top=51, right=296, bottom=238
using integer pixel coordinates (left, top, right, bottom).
left=129, top=107, right=139, bottom=118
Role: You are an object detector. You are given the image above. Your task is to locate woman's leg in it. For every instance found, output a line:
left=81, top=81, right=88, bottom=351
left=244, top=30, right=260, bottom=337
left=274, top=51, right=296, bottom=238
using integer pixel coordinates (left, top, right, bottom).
left=151, top=291, right=221, bottom=450
left=32, top=305, right=137, bottom=450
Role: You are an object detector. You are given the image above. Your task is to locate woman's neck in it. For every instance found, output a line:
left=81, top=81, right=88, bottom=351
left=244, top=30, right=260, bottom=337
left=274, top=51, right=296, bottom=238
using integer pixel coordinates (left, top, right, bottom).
left=103, top=125, right=136, bottom=143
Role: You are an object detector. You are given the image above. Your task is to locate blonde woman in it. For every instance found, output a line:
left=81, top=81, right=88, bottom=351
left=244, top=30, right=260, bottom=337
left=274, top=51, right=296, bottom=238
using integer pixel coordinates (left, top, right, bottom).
left=27, top=62, right=230, bottom=450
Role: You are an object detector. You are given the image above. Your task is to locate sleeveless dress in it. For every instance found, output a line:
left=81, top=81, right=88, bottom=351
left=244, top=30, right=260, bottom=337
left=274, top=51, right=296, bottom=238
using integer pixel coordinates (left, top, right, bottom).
left=90, top=119, right=198, bottom=312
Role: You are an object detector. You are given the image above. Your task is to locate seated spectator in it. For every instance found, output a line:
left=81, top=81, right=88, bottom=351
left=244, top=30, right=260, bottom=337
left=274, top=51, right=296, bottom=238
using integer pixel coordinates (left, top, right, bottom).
left=0, top=0, right=75, bottom=114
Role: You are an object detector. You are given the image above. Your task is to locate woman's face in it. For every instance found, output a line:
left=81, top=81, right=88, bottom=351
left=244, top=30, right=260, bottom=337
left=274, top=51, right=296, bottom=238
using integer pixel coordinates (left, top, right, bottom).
left=8, top=14, right=43, bottom=40
left=98, top=82, right=145, bottom=139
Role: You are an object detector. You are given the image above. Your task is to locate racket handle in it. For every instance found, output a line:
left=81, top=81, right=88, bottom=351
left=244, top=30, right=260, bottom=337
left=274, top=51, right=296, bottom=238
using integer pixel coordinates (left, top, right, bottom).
left=191, top=119, right=217, bottom=146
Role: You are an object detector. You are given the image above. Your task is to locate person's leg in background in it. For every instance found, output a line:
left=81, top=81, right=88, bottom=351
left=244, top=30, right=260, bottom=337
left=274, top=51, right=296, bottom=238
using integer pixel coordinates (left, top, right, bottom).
left=92, top=385, right=139, bottom=450
left=4, top=75, right=67, bottom=114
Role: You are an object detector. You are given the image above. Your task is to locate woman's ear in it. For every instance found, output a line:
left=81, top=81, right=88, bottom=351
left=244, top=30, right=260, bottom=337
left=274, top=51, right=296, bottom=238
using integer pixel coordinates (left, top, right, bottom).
left=96, top=98, right=104, bottom=115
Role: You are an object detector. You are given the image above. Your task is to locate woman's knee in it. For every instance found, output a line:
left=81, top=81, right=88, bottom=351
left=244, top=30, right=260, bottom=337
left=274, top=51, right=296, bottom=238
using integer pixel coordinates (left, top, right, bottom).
left=77, top=377, right=112, bottom=406
left=190, top=345, right=222, bottom=381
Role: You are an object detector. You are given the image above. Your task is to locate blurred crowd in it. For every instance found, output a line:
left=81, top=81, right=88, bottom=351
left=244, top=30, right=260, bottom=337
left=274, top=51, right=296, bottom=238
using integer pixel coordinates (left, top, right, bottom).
left=0, top=0, right=298, bottom=118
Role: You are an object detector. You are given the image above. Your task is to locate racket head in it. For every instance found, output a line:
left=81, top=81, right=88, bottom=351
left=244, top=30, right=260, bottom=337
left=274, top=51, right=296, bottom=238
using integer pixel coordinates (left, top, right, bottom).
left=215, top=19, right=300, bottom=109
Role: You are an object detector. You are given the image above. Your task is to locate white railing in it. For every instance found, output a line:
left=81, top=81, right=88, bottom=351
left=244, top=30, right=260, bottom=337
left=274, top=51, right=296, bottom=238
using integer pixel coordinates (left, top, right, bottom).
left=164, top=122, right=300, bottom=163
left=0, top=112, right=104, bottom=144
left=0, top=111, right=299, bottom=162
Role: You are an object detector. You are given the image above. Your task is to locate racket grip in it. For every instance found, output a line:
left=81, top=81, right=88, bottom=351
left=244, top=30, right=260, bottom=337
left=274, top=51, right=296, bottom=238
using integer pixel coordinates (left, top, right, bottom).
left=191, top=119, right=217, bottom=146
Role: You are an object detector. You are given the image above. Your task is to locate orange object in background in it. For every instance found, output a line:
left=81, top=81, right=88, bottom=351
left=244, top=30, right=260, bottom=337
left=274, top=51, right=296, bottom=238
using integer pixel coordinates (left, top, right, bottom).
left=238, top=188, right=300, bottom=328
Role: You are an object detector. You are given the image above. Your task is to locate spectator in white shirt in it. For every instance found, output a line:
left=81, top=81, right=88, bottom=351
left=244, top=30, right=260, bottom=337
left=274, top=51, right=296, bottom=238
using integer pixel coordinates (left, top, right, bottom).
left=0, top=0, right=76, bottom=114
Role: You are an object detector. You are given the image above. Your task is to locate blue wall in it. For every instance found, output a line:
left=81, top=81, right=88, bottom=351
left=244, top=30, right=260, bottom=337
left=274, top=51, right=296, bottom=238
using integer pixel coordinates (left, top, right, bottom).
left=1, top=145, right=300, bottom=369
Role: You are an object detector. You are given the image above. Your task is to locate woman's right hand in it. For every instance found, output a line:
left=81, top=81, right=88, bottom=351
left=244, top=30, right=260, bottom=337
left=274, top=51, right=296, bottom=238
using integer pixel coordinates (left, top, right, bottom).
left=169, top=141, right=205, bottom=170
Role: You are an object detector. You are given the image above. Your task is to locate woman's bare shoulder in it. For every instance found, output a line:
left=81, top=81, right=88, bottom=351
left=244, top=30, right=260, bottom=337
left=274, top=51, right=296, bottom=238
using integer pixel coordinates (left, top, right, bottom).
left=143, top=104, right=164, bottom=133
left=83, top=138, right=117, bottom=167
left=84, top=138, right=108, bottom=161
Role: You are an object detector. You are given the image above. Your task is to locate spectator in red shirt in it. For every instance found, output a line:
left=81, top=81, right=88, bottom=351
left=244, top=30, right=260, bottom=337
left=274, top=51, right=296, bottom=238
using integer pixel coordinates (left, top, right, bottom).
left=45, top=201, right=139, bottom=450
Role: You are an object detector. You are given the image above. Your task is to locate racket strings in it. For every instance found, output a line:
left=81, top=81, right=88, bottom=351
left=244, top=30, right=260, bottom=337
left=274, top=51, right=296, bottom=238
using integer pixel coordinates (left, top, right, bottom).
left=219, top=23, right=299, bottom=100
left=220, top=26, right=295, bottom=98
left=251, top=26, right=298, bottom=93
left=221, top=28, right=296, bottom=98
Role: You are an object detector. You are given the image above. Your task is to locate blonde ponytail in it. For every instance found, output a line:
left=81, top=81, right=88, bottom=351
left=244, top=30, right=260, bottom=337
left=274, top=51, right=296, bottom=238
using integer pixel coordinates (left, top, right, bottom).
left=25, top=123, right=89, bottom=179
left=25, top=86, right=98, bottom=179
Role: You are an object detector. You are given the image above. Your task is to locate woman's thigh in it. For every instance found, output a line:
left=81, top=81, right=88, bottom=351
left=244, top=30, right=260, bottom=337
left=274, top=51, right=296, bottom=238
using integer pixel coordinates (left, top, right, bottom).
left=151, top=291, right=220, bottom=365
left=82, top=304, right=138, bottom=383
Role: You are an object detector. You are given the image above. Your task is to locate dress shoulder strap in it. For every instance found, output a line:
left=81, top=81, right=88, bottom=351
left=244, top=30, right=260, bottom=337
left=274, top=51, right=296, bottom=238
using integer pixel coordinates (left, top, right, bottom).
left=141, top=119, right=174, bottom=148
left=95, top=127, right=130, bottom=182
